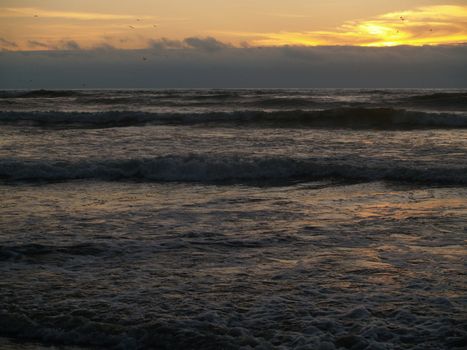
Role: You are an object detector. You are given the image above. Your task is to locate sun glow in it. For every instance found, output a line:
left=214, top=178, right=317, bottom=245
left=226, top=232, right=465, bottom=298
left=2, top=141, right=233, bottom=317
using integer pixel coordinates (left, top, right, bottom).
left=0, top=4, right=466, bottom=50
left=251, top=5, right=467, bottom=47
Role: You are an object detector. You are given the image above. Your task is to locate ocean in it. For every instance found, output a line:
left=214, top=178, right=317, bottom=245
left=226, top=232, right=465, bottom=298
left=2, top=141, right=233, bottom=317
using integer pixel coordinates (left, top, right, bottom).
left=0, top=89, right=466, bottom=349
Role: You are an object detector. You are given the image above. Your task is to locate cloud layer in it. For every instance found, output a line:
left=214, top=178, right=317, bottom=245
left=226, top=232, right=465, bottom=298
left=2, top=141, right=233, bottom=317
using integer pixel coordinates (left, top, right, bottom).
left=1, top=41, right=466, bottom=88
left=0, top=5, right=465, bottom=51
left=245, top=5, right=467, bottom=47
left=0, top=7, right=146, bottom=21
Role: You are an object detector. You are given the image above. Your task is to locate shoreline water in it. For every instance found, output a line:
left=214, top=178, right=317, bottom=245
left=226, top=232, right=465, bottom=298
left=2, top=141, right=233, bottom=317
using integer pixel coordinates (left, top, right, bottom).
left=1, top=89, right=466, bottom=349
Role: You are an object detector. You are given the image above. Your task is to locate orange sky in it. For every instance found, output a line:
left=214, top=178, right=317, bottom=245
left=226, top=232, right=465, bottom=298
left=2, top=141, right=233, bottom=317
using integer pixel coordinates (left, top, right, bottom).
left=0, top=1, right=466, bottom=50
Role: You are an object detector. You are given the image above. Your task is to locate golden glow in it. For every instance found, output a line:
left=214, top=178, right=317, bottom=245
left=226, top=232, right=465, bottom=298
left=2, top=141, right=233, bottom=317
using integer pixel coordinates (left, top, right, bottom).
left=0, top=7, right=150, bottom=21
left=250, top=5, right=467, bottom=47
left=0, top=3, right=466, bottom=50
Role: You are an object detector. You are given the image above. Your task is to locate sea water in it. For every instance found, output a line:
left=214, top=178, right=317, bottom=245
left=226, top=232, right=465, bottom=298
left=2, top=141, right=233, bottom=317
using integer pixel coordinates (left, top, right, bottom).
left=0, top=89, right=466, bottom=349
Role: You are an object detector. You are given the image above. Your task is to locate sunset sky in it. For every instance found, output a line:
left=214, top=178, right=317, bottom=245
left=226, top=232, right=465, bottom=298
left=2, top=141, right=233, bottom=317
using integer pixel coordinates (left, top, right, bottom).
left=1, top=0, right=466, bottom=50
left=1, top=1, right=466, bottom=88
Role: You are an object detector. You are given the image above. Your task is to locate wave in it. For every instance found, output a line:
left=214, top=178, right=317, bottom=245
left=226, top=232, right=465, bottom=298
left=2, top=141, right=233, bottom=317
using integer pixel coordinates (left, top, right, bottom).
left=0, top=90, right=242, bottom=100
left=77, top=95, right=317, bottom=108
left=1, top=311, right=268, bottom=350
left=187, top=92, right=241, bottom=100
left=1, top=156, right=465, bottom=185
left=403, top=92, right=467, bottom=108
left=1, top=108, right=466, bottom=129
left=0, top=243, right=110, bottom=262
left=246, top=97, right=317, bottom=108
left=0, top=89, right=81, bottom=98
left=79, top=97, right=236, bottom=107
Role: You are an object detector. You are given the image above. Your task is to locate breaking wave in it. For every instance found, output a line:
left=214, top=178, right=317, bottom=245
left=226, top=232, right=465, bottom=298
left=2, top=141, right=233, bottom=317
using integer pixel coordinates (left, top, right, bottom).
left=0, top=243, right=111, bottom=262
left=1, top=156, right=465, bottom=185
left=0, top=89, right=81, bottom=99
left=0, top=108, right=466, bottom=129
left=245, top=97, right=317, bottom=108
left=404, top=92, right=467, bottom=108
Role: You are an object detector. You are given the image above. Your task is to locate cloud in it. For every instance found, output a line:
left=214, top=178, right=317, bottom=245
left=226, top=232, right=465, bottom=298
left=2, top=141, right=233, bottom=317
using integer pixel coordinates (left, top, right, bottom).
left=0, top=38, right=18, bottom=49
left=227, top=5, right=467, bottom=47
left=183, top=37, right=231, bottom=51
left=0, top=7, right=150, bottom=21
left=0, top=43, right=465, bottom=88
left=27, top=40, right=49, bottom=49
left=92, top=43, right=116, bottom=51
left=58, top=40, right=81, bottom=50
left=3, top=5, right=465, bottom=51
left=148, top=38, right=185, bottom=50
left=147, top=37, right=231, bottom=52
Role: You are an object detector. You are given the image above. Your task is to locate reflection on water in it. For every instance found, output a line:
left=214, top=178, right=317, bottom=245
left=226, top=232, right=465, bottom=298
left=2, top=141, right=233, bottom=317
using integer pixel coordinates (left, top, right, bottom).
left=1, top=181, right=465, bottom=349
left=1, top=88, right=466, bottom=349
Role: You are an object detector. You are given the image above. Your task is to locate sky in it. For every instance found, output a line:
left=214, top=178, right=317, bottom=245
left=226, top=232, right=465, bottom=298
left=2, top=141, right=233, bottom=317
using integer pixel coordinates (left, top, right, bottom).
left=1, top=0, right=467, bottom=49
left=0, top=1, right=466, bottom=88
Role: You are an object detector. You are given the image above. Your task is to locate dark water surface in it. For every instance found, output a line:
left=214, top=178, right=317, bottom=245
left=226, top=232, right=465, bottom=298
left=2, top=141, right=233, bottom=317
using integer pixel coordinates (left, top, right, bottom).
left=1, top=89, right=466, bottom=349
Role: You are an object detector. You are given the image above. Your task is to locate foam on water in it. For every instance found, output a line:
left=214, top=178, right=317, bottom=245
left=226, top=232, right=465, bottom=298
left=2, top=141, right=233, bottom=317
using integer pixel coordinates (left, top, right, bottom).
left=0, top=182, right=466, bottom=349
left=1, top=89, right=466, bottom=349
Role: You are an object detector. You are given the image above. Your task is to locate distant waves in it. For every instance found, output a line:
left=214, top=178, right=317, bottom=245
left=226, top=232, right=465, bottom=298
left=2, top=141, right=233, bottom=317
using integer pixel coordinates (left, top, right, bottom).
left=1, top=108, right=466, bottom=129
left=1, top=155, right=466, bottom=186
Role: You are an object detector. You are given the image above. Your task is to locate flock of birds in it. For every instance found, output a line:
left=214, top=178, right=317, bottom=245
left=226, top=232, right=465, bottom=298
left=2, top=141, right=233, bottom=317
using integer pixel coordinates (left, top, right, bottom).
left=397, top=16, right=433, bottom=33
left=128, top=18, right=158, bottom=31
left=29, top=14, right=435, bottom=64
left=23, top=13, right=438, bottom=86
left=32, top=15, right=157, bottom=61
left=127, top=19, right=158, bottom=61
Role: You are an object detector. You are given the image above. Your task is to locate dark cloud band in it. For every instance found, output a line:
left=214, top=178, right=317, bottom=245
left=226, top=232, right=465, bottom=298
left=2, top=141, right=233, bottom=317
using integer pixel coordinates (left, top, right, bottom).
left=0, top=40, right=466, bottom=88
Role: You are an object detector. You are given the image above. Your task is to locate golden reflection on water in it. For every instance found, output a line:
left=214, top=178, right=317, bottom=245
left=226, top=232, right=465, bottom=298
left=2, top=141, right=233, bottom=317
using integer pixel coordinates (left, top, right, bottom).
left=357, top=197, right=467, bottom=221
left=2, top=182, right=465, bottom=292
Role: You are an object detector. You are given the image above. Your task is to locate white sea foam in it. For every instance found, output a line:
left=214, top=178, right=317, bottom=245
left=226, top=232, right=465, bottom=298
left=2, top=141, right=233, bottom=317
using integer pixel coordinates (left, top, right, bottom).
left=1, top=89, right=466, bottom=350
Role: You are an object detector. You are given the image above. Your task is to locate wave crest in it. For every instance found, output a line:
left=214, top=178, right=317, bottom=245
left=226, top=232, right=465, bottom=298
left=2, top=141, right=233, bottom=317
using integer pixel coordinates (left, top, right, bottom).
left=405, top=92, right=467, bottom=107
left=0, top=89, right=81, bottom=99
left=1, top=156, right=465, bottom=185
left=0, top=243, right=110, bottom=262
left=1, top=108, right=466, bottom=129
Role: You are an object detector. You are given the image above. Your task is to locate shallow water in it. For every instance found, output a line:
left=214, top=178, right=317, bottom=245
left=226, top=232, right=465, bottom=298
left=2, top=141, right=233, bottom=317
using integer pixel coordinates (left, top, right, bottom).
left=1, top=89, right=466, bottom=349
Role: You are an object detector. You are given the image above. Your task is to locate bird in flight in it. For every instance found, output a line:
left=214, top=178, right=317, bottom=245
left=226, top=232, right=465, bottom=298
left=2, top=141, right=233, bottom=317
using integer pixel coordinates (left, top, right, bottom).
left=129, top=25, right=135, bottom=29
left=400, top=16, right=405, bottom=21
